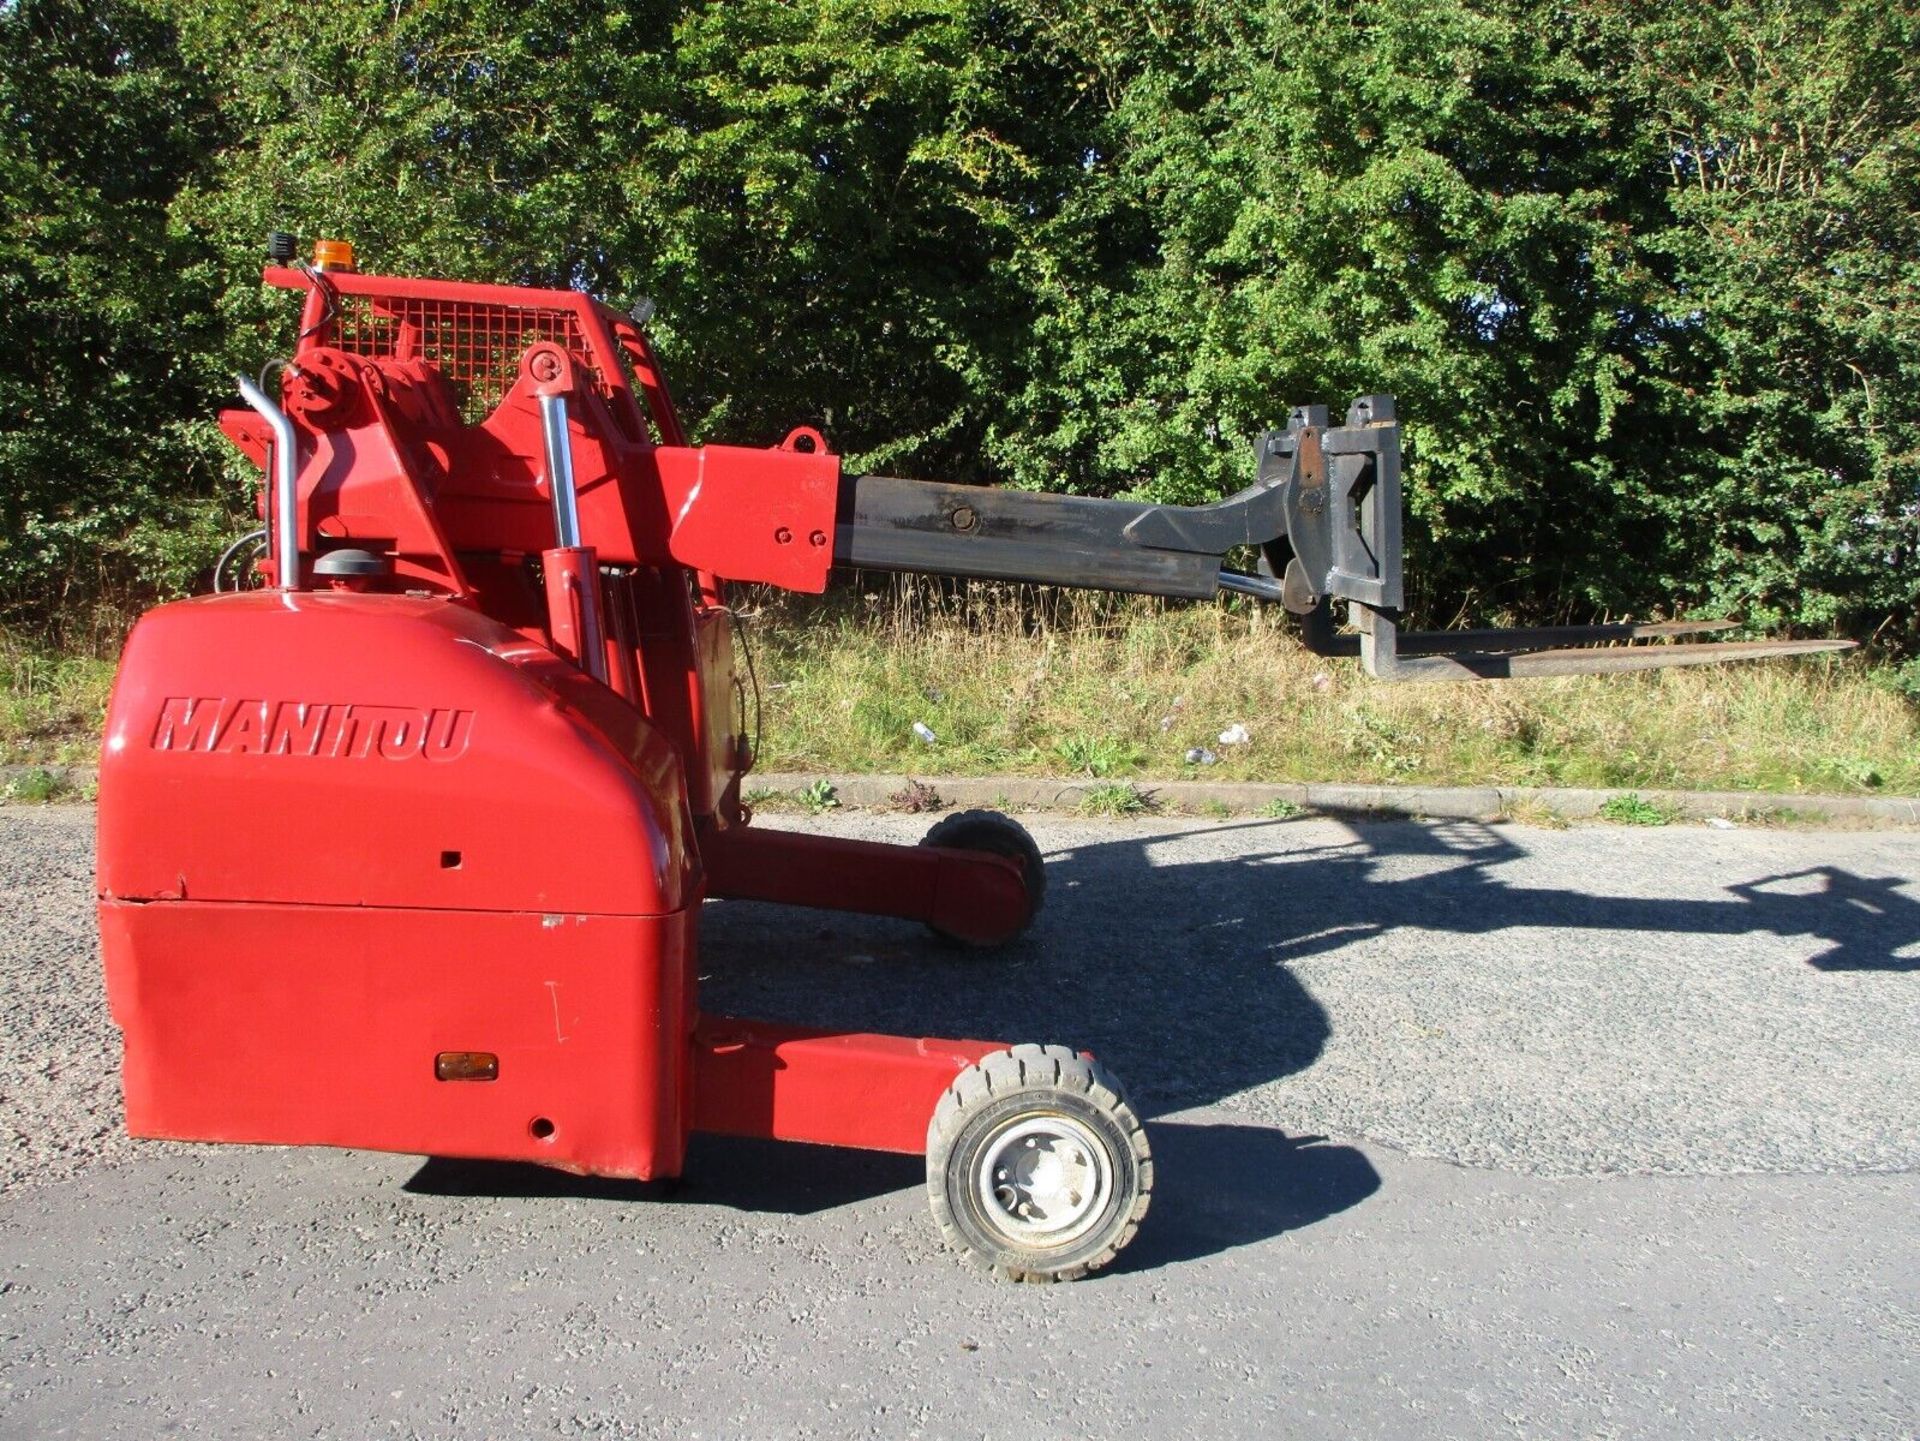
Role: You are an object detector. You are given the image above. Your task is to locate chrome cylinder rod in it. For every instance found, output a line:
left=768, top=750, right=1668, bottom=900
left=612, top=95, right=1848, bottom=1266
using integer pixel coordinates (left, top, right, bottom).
left=540, top=392, right=583, bottom=547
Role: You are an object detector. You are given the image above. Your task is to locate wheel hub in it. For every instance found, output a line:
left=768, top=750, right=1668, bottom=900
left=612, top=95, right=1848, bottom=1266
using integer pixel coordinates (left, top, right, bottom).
left=974, top=1114, right=1111, bottom=1247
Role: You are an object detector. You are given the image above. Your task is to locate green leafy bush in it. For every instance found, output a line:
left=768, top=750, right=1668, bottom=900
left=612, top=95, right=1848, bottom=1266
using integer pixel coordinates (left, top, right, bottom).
left=3, top=0, right=1913, bottom=653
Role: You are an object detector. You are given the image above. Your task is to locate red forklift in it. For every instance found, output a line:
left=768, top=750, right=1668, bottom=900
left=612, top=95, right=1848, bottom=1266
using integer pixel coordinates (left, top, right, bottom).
left=96, top=239, right=1842, bottom=1279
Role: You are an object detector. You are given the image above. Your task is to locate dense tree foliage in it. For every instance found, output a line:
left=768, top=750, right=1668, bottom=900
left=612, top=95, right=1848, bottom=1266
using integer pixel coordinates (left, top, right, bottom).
left=0, top=0, right=226, bottom=639
left=2, top=0, right=1914, bottom=646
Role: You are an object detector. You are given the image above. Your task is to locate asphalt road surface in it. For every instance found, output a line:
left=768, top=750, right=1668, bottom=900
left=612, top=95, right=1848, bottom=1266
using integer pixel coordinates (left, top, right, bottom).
left=2, top=805, right=1916, bottom=1438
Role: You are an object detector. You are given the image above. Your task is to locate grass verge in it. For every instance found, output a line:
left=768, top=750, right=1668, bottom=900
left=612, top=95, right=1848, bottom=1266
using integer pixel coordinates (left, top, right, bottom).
left=743, top=581, right=1920, bottom=797
left=7, top=583, right=1917, bottom=801
left=1, top=640, right=115, bottom=768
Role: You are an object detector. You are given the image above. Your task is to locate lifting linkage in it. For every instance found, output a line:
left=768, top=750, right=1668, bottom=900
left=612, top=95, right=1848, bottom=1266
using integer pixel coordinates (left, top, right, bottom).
left=836, top=394, right=1853, bottom=680
left=225, top=253, right=1847, bottom=684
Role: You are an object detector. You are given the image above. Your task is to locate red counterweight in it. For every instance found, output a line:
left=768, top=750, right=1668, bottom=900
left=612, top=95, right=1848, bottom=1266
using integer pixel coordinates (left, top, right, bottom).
left=99, top=247, right=1149, bottom=1282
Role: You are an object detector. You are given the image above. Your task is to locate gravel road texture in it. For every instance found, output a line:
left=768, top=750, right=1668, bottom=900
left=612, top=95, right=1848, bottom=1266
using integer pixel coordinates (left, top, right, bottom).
left=1, top=805, right=1916, bottom=1437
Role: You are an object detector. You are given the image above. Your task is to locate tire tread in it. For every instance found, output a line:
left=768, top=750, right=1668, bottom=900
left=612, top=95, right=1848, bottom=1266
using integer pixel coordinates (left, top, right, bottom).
left=927, top=1045, right=1151, bottom=1283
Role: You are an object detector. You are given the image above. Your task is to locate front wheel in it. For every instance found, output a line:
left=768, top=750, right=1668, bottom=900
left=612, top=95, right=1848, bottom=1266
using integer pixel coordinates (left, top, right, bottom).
left=926, top=1044, right=1151, bottom=1282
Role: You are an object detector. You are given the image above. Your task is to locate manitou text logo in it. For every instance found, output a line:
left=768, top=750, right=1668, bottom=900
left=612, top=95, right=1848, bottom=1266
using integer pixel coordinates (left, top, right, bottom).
left=150, top=698, right=473, bottom=761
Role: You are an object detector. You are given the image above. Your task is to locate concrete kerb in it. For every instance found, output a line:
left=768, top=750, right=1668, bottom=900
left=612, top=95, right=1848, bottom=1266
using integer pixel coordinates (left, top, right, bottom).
left=5, top=763, right=1916, bottom=827
left=752, top=772, right=1920, bottom=828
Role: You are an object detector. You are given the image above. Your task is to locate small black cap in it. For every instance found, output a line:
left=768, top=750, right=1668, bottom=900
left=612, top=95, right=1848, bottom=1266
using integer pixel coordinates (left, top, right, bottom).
left=311, top=548, right=393, bottom=578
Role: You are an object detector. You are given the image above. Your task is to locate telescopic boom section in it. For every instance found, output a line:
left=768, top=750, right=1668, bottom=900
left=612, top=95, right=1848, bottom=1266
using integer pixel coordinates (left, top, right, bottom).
left=226, top=257, right=1848, bottom=683
left=830, top=394, right=1853, bottom=680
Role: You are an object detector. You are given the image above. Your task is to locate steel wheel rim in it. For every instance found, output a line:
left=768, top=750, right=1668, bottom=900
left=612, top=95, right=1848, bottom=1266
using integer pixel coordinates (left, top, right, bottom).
left=972, top=1113, right=1112, bottom=1249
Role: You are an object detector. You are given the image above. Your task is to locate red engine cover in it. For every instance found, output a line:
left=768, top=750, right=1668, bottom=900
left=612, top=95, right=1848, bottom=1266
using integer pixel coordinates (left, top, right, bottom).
left=97, top=592, right=701, bottom=1179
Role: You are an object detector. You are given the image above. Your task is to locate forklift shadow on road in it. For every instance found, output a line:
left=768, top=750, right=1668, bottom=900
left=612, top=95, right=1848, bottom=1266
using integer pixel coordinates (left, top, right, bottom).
left=1229, top=814, right=1920, bottom=975
left=1110, top=1123, right=1381, bottom=1273
left=698, top=813, right=1918, bottom=1117
left=408, top=811, right=1911, bottom=1272
left=403, top=1135, right=923, bottom=1215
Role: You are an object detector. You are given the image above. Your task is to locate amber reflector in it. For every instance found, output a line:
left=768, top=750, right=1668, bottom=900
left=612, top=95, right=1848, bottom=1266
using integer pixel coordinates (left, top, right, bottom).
left=435, top=1051, right=499, bottom=1082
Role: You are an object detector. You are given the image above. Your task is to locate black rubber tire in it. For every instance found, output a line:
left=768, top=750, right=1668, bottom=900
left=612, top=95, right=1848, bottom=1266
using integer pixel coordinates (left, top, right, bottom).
left=926, top=1044, right=1152, bottom=1282
left=918, top=810, right=1045, bottom=945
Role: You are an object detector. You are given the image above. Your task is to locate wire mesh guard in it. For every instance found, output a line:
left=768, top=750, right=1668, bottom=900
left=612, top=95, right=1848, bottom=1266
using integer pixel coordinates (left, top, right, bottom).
left=331, top=293, right=614, bottom=423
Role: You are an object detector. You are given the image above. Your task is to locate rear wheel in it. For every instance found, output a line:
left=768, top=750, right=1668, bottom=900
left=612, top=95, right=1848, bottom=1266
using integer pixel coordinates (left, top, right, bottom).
left=919, top=810, right=1045, bottom=945
left=926, top=1044, right=1151, bottom=1282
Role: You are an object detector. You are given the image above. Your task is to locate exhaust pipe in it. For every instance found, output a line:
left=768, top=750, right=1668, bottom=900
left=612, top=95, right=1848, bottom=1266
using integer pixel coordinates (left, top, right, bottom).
left=234, top=373, right=301, bottom=591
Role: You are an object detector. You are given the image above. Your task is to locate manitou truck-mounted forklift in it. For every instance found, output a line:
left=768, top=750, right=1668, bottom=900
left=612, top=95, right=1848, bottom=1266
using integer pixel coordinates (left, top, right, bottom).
left=95, top=239, right=1846, bottom=1280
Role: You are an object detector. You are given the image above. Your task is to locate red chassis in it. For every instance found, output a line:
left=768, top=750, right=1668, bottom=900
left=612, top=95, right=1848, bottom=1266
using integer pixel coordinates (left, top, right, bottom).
left=98, top=252, right=1147, bottom=1280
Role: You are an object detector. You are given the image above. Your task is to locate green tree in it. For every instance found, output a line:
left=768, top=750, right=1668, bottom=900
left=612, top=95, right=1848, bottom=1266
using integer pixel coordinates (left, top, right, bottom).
left=2, top=0, right=1913, bottom=647
left=984, top=0, right=1917, bottom=638
left=1635, top=5, right=1920, bottom=641
left=0, top=0, right=228, bottom=644
left=164, top=0, right=1089, bottom=476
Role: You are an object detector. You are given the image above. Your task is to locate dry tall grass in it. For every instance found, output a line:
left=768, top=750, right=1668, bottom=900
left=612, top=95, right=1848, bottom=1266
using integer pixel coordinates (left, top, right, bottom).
left=745, top=578, right=1919, bottom=795
left=0, top=638, right=116, bottom=768
left=6, top=585, right=1914, bottom=797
